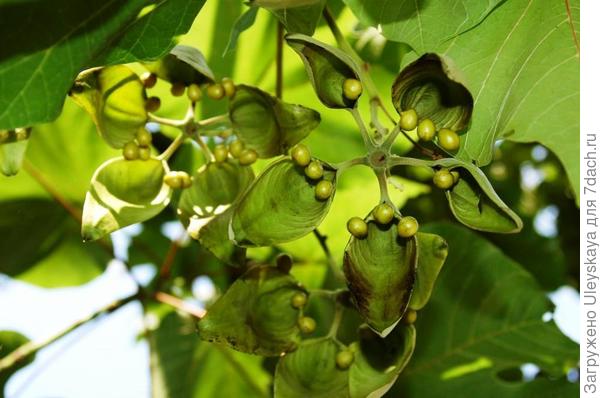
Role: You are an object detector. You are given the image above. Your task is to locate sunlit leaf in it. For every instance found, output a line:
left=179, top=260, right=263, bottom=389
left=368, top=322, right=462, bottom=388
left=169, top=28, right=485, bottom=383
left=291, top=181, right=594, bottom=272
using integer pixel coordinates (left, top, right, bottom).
left=0, top=330, right=35, bottom=397
left=408, top=232, right=447, bottom=310
left=144, top=45, right=215, bottom=85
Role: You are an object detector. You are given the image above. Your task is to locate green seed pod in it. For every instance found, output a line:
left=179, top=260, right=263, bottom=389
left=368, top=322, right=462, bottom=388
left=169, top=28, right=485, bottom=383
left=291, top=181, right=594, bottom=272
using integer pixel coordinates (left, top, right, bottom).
left=170, top=82, right=186, bottom=97
left=417, top=118, right=436, bottom=141
left=343, top=78, right=362, bottom=100
left=397, top=216, right=419, bottom=238
left=399, top=109, right=418, bottom=131
left=372, top=203, right=394, bottom=225
left=335, top=350, right=355, bottom=370
left=122, top=141, right=139, bottom=160
left=402, top=309, right=417, bottom=325
left=135, top=128, right=152, bottom=147
left=291, top=292, right=308, bottom=309
left=304, top=160, right=323, bottom=180
left=438, top=128, right=460, bottom=151
left=138, top=146, right=151, bottom=161
left=213, top=144, right=229, bottom=162
left=347, top=217, right=368, bottom=238
left=229, top=140, right=245, bottom=158
left=298, top=316, right=316, bottom=334
left=187, top=83, right=202, bottom=102
left=291, top=144, right=311, bottom=167
left=141, top=72, right=157, bottom=88
left=178, top=171, right=192, bottom=189
left=433, top=169, right=455, bottom=190
left=207, top=83, right=225, bottom=100
left=239, top=148, right=258, bottom=166
left=222, top=77, right=236, bottom=97
left=163, top=171, right=183, bottom=189
left=145, top=96, right=161, bottom=113
left=314, top=180, right=333, bottom=200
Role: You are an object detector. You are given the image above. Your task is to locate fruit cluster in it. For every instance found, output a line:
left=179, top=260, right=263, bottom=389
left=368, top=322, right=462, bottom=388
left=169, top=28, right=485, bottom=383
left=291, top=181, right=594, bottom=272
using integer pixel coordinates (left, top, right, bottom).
left=291, top=144, right=334, bottom=201
left=399, top=109, right=461, bottom=152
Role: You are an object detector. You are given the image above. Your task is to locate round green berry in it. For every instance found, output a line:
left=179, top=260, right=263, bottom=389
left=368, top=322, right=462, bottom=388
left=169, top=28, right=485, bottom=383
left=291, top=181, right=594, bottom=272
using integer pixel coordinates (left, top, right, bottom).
left=291, top=144, right=311, bottom=167
left=305, top=160, right=323, bottom=180
left=136, top=128, right=152, bottom=147
left=417, top=118, right=436, bottom=141
left=451, top=170, right=460, bottom=184
left=177, top=171, right=192, bottom=189
left=336, top=350, right=355, bottom=370
left=438, top=128, right=460, bottom=151
left=433, top=169, right=455, bottom=190
left=206, top=83, right=225, bottom=100
left=187, top=84, right=202, bottom=102
left=145, top=96, right=161, bottom=112
left=315, top=180, right=333, bottom=201
left=229, top=140, right=244, bottom=158
left=297, top=316, right=316, bottom=334
left=141, top=72, right=157, bottom=89
left=15, top=128, right=28, bottom=141
left=399, top=109, right=418, bottom=131
left=343, top=78, right=362, bottom=100
left=402, top=309, right=417, bottom=325
left=347, top=217, right=368, bottom=238
left=291, top=293, right=308, bottom=309
left=170, top=82, right=186, bottom=97
left=163, top=171, right=183, bottom=189
left=238, top=148, right=258, bottom=166
left=373, top=203, right=394, bottom=225
left=138, top=147, right=151, bottom=161
left=397, top=216, right=419, bottom=238
left=213, top=144, right=228, bottom=162
left=222, top=77, right=236, bottom=98
left=122, top=141, right=139, bottom=160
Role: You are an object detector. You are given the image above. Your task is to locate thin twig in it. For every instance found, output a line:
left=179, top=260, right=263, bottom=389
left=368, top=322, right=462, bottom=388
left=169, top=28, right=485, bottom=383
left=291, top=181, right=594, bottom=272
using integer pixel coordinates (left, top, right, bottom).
left=312, top=229, right=344, bottom=281
left=158, top=133, right=185, bottom=161
left=147, top=113, right=187, bottom=128
left=153, top=292, right=206, bottom=319
left=276, top=22, right=284, bottom=99
left=158, top=240, right=181, bottom=281
left=350, top=108, right=375, bottom=150
left=326, top=302, right=344, bottom=339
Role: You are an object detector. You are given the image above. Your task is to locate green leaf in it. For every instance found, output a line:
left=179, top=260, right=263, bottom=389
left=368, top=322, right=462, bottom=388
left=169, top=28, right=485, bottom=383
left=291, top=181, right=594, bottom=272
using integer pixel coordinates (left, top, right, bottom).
left=343, top=218, right=417, bottom=337
left=82, top=157, right=172, bottom=241
left=392, top=223, right=579, bottom=397
left=286, top=34, right=362, bottom=109
left=0, top=1, right=147, bottom=130
left=197, top=264, right=306, bottom=356
left=144, top=45, right=215, bottom=85
left=223, top=7, right=259, bottom=56
left=262, top=0, right=327, bottom=35
left=230, top=158, right=336, bottom=247
left=0, top=139, right=28, bottom=176
left=391, top=54, right=473, bottom=132
left=0, top=330, right=35, bottom=398
left=349, top=324, right=416, bottom=398
left=99, top=0, right=207, bottom=65
left=408, top=232, right=448, bottom=310
left=274, top=338, right=349, bottom=398
left=71, top=65, right=147, bottom=148
left=229, top=85, right=320, bottom=158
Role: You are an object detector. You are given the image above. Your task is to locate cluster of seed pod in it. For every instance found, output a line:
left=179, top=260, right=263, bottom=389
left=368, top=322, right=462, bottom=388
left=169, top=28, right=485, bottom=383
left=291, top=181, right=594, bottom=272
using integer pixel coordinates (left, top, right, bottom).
left=219, top=139, right=257, bottom=166
left=122, top=128, right=153, bottom=161
left=398, top=109, right=461, bottom=152
left=288, top=291, right=318, bottom=336
left=163, top=170, right=192, bottom=189
left=290, top=144, right=333, bottom=201
left=346, top=203, right=419, bottom=239
left=433, top=168, right=461, bottom=190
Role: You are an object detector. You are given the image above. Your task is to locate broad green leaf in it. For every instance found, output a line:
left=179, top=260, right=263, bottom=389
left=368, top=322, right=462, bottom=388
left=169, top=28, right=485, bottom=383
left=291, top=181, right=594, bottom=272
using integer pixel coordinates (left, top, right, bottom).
left=349, top=324, right=416, bottom=398
left=0, top=331, right=35, bottom=398
left=195, top=207, right=246, bottom=266
left=274, top=338, right=349, bottom=398
left=347, top=0, right=580, bottom=197
left=99, top=0, right=207, bottom=64
left=0, top=1, right=148, bottom=130
left=343, top=218, right=417, bottom=337
left=71, top=65, right=147, bottom=148
left=391, top=54, right=473, bottom=132
left=230, top=158, right=336, bottom=247
left=82, top=157, right=172, bottom=241
left=392, top=223, right=579, bottom=397
left=286, top=34, right=362, bottom=109
left=197, top=264, right=306, bottom=356
left=223, top=7, right=259, bottom=56
left=0, top=139, right=28, bottom=176
left=145, top=45, right=215, bottom=85
left=408, top=232, right=447, bottom=310
left=230, top=85, right=320, bottom=158
left=263, top=0, right=327, bottom=35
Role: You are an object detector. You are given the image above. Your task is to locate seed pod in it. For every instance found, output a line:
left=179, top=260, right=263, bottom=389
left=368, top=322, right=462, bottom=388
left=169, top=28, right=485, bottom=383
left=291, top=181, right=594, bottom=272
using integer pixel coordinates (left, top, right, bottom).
left=207, top=83, right=225, bottom=100
left=291, top=292, right=308, bottom=309
left=229, top=140, right=244, bottom=158
left=347, top=217, right=368, bottom=238
left=122, top=142, right=139, bottom=160
left=187, top=84, right=202, bottom=102
left=239, top=148, right=258, bottom=166
left=170, top=82, right=186, bottom=97
left=397, top=216, right=419, bottom=238
left=438, top=128, right=460, bottom=151
left=372, top=203, right=394, bottom=225
left=417, top=119, right=436, bottom=141
left=138, top=147, right=151, bottom=161
left=304, top=160, right=323, bottom=180
left=297, top=316, right=316, bottom=334
left=135, top=128, right=152, bottom=147
left=222, top=77, right=236, bottom=97
left=399, top=109, right=418, bottom=131
left=145, top=97, right=161, bottom=112
left=141, top=72, right=157, bottom=88
left=291, top=144, right=311, bottom=167
left=433, top=169, right=455, bottom=189
left=343, top=78, right=362, bottom=100
left=314, top=180, right=333, bottom=200
left=335, top=350, right=355, bottom=370
left=213, top=144, right=228, bottom=162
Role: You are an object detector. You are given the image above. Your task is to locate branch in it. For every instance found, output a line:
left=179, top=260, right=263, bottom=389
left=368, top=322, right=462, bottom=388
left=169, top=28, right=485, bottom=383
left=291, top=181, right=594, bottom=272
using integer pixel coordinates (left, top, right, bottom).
left=312, top=229, right=344, bottom=281
left=0, top=293, right=139, bottom=372
left=153, top=292, right=206, bottom=319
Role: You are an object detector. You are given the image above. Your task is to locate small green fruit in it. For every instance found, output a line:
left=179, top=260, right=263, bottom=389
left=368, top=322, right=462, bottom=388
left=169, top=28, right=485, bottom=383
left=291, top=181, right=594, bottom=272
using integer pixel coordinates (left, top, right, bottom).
left=397, top=216, right=418, bottom=238
left=138, top=146, right=151, bottom=161
left=122, top=141, right=139, bottom=160
left=373, top=203, right=394, bottom=225
left=15, top=128, right=28, bottom=141
left=297, top=316, right=316, bottom=334
left=433, top=169, right=455, bottom=190
left=438, top=128, right=460, bottom=151
left=229, top=140, right=244, bottom=158
left=304, top=160, right=323, bottom=180
left=291, top=293, right=308, bottom=309
left=402, top=309, right=417, bottom=325
left=417, top=119, right=436, bottom=141
left=206, top=83, right=225, bottom=100
left=399, top=109, right=418, bottom=131
left=141, top=72, right=157, bottom=89
left=145, top=96, right=161, bottom=112
left=451, top=170, right=460, bottom=184
left=347, top=217, right=368, bottom=238
left=343, top=78, right=362, bottom=100
left=136, top=128, right=152, bottom=147
left=239, top=148, right=258, bottom=166
left=315, top=180, right=333, bottom=201
left=163, top=171, right=183, bottom=189
left=170, top=82, right=186, bottom=97
left=222, top=77, right=236, bottom=98
left=179, top=171, right=192, bottom=188
left=187, top=84, right=202, bottom=102
left=213, top=144, right=228, bottom=162
left=291, top=144, right=311, bottom=167
left=336, top=350, right=355, bottom=370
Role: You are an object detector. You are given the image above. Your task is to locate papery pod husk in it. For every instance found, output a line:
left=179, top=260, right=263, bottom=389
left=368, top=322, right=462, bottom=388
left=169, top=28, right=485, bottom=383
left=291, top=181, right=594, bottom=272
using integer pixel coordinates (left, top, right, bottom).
left=0, top=138, right=29, bottom=176
left=392, top=53, right=473, bottom=132
left=286, top=34, right=362, bottom=109
left=177, top=160, right=254, bottom=265
left=70, top=65, right=147, bottom=148
left=349, top=324, right=416, bottom=398
left=274, top=338, right=349, bottom=398
left=144, top=45, right=215, bottom=85
left=229, top=85, right=320, bottom=158
left=229, top=158, right=336, bottom=247
left=81, top=158, right=172, bottom=241
left=343, top=217, right=417, bottom=337
left=408, top=232, right=448, bottom=310
left=197, top=264, right=306, bottom=356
